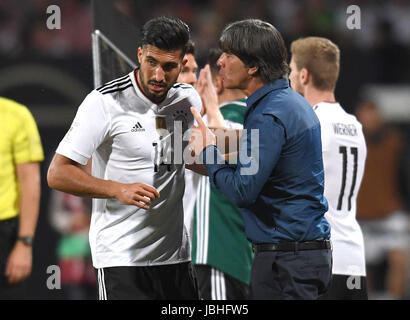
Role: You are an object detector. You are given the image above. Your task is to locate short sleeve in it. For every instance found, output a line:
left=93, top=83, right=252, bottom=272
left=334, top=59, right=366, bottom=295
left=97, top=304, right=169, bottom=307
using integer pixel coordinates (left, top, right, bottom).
left=13, top=106, right=44, bottom=164
left=56, top=90, right=110, bottom=165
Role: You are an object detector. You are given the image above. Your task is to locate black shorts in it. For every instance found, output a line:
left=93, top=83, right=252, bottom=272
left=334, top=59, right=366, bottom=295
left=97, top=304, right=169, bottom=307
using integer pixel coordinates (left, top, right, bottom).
left=0, top=217, right=29, bottom=299
left=95, top=262, right=199, bottom=300
left=194, top=264, right=250, bottom=300
left=320, top=274, right=368, bottom=300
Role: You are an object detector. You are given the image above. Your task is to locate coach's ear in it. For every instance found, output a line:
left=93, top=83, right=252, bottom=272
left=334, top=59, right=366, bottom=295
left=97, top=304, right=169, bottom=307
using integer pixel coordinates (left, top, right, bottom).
left=300, top=68, right=309, bottom=85
left=248, top=66, right=258, bottom=77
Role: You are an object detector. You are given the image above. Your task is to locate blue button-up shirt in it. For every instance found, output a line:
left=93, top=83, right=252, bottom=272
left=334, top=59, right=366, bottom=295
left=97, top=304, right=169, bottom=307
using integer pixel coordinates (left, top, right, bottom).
left=203, top=78, right=330, bottom=243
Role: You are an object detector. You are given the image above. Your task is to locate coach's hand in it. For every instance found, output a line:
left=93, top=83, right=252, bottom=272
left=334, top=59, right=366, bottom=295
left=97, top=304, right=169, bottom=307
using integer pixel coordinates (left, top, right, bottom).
left=114, top=182, right=160, bottom=209
left=190, top=107, right=216, bottom=157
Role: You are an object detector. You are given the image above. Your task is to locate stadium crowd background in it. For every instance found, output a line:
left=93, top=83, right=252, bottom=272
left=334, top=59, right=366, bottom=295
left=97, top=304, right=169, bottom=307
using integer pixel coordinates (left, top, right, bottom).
left=0, top=0, right=409, bottom=299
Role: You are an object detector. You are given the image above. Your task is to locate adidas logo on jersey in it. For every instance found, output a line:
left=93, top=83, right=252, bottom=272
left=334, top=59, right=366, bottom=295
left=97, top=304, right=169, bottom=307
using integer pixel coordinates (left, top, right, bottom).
left=131, top=122, right=145, bottom=132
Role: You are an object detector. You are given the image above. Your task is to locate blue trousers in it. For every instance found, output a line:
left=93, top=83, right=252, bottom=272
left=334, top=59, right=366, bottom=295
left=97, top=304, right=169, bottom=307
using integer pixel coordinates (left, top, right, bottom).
left=250, top=248, right=332, bottom=300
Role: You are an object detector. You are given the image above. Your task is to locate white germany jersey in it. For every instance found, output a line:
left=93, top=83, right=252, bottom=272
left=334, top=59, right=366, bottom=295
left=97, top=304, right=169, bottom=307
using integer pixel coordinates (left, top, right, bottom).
left=56, top=70, right=202, bottom=268
left=314, top=102, right=367, bottom=276
left=182, top=115, right=210, bottom=245
left=183, top=169, right=200, bottom=244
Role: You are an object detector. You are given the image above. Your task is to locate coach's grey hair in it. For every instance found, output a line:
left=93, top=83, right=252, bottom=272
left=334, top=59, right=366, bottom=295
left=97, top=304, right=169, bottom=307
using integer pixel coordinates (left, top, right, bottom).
left=219, top=19, right=290, bottom=84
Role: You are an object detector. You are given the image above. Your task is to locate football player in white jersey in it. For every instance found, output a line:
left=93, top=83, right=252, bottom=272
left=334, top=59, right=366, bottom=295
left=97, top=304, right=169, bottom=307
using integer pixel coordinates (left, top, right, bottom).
left=289, top=37, right=368, bottom=299
left=47, top=17, right=202, bottom=300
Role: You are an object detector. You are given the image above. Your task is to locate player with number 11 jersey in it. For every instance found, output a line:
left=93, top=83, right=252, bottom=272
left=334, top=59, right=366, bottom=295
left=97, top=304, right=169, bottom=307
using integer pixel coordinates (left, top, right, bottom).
left=314, top=102, right=367, bottom=277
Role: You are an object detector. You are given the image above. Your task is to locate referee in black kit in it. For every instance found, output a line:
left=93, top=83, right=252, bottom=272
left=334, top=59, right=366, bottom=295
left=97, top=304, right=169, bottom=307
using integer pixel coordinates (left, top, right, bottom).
left=190, top=19, right=332, bottom=300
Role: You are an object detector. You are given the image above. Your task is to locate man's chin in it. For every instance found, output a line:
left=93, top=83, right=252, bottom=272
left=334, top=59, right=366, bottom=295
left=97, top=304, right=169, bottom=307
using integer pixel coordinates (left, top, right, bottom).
left=291, top=85, right=304, bottom=97
left=147, top=91, right=167, bottom=104
left=222, top=78, right=241, bottom=90
left=222, top=80, right=234, bottom=89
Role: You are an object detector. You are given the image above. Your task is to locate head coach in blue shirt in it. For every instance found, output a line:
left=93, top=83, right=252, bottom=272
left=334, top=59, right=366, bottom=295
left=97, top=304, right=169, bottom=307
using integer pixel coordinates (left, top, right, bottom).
left=189, top=19, right=332, bottom=300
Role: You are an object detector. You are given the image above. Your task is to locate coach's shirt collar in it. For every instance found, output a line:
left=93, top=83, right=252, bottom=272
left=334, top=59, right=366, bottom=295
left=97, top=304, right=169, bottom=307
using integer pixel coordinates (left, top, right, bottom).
left=246, top=78, right=289, bottom=110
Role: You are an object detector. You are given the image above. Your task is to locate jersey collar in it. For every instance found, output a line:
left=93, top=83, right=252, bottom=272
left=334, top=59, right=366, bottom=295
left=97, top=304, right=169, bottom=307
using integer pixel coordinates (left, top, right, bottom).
left=130, top=69, right=178, bottom=112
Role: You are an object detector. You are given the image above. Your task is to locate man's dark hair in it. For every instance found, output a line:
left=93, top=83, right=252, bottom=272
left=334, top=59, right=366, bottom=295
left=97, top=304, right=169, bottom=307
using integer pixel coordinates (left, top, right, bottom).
left=219, top=19, right=290, bottom=83
left=207, top=48, right=222, bottom=77
left=140, top=16, right=190, bottom=56
left=185, top=40, right=196, bottom=56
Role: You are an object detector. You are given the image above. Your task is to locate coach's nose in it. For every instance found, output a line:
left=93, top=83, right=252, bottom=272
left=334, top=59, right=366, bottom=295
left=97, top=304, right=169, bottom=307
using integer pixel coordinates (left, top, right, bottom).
left=217, top=53, right=226, bottom=69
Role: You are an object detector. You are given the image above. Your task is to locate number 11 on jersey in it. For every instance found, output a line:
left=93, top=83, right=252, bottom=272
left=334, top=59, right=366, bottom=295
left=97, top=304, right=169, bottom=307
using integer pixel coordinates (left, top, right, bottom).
left=337, top=146, right=358, bottom=211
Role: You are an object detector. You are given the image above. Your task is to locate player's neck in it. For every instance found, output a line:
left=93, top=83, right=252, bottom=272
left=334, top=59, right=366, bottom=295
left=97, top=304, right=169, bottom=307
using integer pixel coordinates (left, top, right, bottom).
left=304, top=87, right=336, bottom=107
left=135, top=69, right=166, bottom=105
left=218, top=89, right=246, bottom=105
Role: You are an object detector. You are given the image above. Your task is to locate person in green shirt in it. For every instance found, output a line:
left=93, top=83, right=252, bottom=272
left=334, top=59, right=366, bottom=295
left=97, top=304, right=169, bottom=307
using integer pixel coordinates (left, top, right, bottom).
left=192, top=48, right=253, bottom=300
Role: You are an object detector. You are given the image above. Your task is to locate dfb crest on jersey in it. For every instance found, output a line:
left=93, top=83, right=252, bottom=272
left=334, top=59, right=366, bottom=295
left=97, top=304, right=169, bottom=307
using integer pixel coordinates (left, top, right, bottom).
left=172, top=110, right=189, bottom=133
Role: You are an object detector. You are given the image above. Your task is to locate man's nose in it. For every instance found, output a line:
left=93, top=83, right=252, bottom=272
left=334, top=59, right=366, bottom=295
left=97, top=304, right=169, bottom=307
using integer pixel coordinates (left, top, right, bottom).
left=217, top=54, right=225, bottom=68
left=188, top=73, right=197, bottom=86
left=154, top=66, right=165, bottom=82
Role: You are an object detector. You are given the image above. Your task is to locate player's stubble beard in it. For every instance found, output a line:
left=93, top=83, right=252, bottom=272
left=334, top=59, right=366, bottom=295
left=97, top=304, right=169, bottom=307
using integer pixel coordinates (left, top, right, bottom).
left=138, top=69, right=170, bottom=104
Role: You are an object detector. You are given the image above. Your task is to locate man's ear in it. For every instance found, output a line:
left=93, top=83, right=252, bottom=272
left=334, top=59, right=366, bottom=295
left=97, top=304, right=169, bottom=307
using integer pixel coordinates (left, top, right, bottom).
left=182, top=56, right=188, bottom=67
left=247, top=66, right=258, bottom=77
left=137, top=47, right=143, bottom=64
left=300, top=68, right=309, bottom=85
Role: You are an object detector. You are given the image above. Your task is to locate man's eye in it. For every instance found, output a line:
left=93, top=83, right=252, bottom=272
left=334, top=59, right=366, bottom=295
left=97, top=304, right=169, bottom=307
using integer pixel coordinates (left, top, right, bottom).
left=148, top=60, right=156, bottom=66
left=163, top=65, right=176, bottom=72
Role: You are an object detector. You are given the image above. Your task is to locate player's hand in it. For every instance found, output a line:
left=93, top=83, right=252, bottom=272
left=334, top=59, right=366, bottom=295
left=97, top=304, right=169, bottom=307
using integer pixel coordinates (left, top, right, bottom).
left=5, top=242, right=32, bottom=284
left=114, top=182, right=160, bottom=209
left=190, top=107, right=216, bottom=157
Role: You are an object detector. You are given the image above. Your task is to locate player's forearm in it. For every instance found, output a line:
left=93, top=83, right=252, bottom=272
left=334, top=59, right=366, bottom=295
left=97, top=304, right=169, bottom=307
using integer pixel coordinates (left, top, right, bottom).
left=17, top=163, right=41, bottom=237
left=210, top=128, right=242, bottom=154
left=207, top=108, right=226, bottom=128
left=47, top=158, right=119, bottom=199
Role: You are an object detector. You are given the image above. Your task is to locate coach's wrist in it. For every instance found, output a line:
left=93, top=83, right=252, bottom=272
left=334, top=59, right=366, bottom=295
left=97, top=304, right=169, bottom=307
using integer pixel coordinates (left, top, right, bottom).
left=201, top=145, right=219, bottom=165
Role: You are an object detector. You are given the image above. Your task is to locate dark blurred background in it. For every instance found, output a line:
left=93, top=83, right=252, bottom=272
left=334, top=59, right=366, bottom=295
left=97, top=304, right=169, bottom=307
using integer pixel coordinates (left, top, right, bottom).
left=0, top=0, right=409, bottom=299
